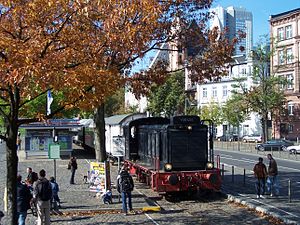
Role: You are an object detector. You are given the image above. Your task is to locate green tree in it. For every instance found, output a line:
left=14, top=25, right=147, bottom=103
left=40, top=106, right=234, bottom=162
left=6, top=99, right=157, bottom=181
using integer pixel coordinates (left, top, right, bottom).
left=200, top=102, right=223, bottom=126
left=222, top=95, right=248, bottom=135
left=147, top=72, right=185, bottom=117
left=232, top=40, right=287, bottom=142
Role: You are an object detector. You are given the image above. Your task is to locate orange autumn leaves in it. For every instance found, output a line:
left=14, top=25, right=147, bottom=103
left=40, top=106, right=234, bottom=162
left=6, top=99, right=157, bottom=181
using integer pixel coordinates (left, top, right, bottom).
left=0, top=0, right=236, bottom=120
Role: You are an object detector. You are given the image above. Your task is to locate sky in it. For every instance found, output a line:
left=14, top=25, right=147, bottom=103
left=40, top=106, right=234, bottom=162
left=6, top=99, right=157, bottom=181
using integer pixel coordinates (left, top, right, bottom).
left=132, top=0, right=300, bottom=73
left=212, top=0, right=300, bottom=43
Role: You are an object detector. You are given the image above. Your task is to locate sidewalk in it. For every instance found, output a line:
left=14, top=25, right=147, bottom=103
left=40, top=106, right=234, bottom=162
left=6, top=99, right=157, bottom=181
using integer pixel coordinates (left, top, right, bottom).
left=1, top=149, right=157, bottom=225
left=222, top=166, right=300, bottom=225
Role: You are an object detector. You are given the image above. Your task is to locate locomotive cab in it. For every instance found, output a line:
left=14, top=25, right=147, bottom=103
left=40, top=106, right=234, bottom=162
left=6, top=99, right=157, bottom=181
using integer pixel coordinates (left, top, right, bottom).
left=162, top=116, right=209, bottom=171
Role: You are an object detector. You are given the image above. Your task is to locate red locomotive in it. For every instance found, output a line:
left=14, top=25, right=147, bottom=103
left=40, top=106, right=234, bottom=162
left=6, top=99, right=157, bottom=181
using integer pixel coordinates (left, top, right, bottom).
left=123, top=115, right=221, bottom=196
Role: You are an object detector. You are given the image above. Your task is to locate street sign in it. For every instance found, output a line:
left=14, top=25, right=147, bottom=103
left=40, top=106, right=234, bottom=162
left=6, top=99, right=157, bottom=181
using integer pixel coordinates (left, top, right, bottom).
left=48, top=144, right=60, bottom=159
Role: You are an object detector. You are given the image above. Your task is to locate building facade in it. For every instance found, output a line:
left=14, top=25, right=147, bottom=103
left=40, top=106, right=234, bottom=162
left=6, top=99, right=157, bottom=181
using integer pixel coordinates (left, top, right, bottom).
left=196, top=56, right=262, bottom=137
left=210, top=6, right=253, bottom=57
left=270, top=8, right=300, bottom=140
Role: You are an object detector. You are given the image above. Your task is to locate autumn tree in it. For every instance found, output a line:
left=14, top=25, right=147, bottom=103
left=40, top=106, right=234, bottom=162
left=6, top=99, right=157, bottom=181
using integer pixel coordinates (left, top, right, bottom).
left=0, top=1, right=240, bottom=223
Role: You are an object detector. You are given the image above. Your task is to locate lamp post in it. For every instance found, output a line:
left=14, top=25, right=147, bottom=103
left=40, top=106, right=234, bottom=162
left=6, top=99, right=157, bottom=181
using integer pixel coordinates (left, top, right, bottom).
left=184, top=97, right=197, bottom=115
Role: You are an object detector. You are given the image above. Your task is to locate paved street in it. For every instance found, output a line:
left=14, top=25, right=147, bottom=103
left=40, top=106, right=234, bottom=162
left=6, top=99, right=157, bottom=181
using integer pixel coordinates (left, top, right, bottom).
left=215, top=147, right=300, bottom=224
left=0, top=143, right=285, bottom=225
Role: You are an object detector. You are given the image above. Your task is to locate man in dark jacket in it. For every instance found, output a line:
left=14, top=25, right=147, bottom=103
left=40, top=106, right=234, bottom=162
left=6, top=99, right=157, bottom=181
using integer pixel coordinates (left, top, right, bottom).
left=117, top=166, right=134, bottom=215
left=253, top=157, right=267, bottom=198
left=267, top=154, right=279, bottom=196
left=68, top=156, right=78, bottom=184
left=17, top=175, right=32, bottom=225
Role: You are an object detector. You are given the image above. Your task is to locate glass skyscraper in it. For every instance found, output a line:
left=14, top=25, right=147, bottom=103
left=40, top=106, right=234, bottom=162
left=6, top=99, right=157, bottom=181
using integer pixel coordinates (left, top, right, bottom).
left=210, top=6, right=253, bottom=57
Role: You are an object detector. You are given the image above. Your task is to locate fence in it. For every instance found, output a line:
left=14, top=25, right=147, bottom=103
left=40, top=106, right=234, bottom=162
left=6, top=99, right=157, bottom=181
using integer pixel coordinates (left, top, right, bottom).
left=214, top=141, right=299, bottom=161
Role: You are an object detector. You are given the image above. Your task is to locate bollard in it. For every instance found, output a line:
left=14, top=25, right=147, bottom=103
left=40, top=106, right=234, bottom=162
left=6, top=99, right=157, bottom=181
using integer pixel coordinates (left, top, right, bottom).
left=288, top=179, right=291, bottom=203
left=243, top=168, right=246, bottom=186
left=232, top=166, right=234, bottom=183
left=222, top=164, right=224, bottom=180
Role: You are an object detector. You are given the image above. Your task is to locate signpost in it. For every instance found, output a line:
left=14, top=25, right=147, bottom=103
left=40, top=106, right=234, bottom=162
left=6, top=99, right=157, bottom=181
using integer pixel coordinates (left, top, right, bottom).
left=49, top=144, right=60, bottom=179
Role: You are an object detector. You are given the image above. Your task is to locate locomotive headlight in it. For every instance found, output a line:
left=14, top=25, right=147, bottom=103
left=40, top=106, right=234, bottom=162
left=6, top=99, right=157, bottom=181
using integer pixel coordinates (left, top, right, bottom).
left=164, top=163, right=172, bottom=171
left=206, top=162, right=214, bottom=169
left=187, top=126, right=192, bottom=130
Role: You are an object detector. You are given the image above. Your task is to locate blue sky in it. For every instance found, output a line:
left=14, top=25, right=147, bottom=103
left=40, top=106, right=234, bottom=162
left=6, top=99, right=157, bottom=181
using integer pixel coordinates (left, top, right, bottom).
left=132, top=1, right=300, bottom=73
left=213, top=0, right=300, bottom=43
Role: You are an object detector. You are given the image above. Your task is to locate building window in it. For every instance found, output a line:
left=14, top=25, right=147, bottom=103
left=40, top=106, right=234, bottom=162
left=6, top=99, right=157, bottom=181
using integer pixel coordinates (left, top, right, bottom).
left=222, top=85, right=227, bottom=97
left=278, top=27, right=284, bottom=41
left=288, top=124, right=293, bottom=133
left=288, top=103, right=294, bottom=115
left=287, top=74, right=294, bottom=89
left=286, top=48, right=293, bottom=63
left=212, top=87, right=217, bottom=98
left=285, top=25, right=292, bottom=39
left=202, top=87, right=207, bottom=98
left=278, top=50, right=284, bottom=65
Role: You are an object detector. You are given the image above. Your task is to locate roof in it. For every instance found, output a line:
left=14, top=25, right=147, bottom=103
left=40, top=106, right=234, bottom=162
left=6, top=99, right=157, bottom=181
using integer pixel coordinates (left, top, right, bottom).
left=270, top=8, right=300, bottom=21
left=105, top=113, right=146, bottom=125
left=20, top=119, right=82, bottom=129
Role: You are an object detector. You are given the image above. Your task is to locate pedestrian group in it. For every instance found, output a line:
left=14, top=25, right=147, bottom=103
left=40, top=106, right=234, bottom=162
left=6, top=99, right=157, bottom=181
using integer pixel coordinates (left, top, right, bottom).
left=15, top=167, right=61, bottom=225
left=253, top=153, right=279, bottom=199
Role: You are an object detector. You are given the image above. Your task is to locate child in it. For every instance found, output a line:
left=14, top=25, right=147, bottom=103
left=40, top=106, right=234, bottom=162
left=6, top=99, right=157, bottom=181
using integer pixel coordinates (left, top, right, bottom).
left=102, top=190, right=112, bottom=204
left=50, top=177, right=61, bottom=209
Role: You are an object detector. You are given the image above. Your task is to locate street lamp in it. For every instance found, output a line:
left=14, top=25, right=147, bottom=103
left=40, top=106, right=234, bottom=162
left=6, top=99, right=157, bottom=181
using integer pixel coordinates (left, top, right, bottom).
left=184, top=98, right=197, bottom=115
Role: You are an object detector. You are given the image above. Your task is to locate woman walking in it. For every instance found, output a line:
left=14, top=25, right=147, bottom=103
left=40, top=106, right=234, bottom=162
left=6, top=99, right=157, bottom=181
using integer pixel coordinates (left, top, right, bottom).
left=68, top=156, right=78, bottom=184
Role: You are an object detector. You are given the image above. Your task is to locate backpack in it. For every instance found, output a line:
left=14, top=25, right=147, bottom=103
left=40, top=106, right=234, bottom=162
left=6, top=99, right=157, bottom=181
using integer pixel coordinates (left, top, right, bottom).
left=120, top=174, right=133, bottom=192
left=37, top=180, right=52, bottom=201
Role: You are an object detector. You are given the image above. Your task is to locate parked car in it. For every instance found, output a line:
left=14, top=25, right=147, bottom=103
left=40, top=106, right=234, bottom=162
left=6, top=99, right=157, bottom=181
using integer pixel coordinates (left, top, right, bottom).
left=255, top=139, right=294, bottom=151
left=216, top=134, right=238, bottom=142
left=242, top=134, right=262, bottom=143
left=286, top=145, right=300, bottom=154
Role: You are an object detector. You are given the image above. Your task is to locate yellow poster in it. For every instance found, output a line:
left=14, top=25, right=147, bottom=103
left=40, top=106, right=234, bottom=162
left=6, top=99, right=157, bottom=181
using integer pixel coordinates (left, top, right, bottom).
left=89, top=162, right=106, bottom=193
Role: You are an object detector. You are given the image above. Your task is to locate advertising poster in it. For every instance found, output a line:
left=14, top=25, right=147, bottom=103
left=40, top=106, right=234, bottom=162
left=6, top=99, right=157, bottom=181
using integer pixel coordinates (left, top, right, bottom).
left=89, top=162, right=106, bottom=193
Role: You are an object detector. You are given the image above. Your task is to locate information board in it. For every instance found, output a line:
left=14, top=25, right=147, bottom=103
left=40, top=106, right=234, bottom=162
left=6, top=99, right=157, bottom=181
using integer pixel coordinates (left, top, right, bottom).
left=48, top=144, right=60, bottom=159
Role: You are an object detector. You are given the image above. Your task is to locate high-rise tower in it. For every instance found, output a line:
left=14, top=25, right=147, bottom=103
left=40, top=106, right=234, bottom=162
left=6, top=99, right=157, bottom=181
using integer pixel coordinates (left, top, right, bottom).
left=210, top=6, right=253, bottom=57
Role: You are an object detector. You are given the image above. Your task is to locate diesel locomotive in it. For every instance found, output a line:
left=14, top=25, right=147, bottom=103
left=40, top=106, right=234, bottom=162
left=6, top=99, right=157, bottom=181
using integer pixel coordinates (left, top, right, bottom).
left=123, top=115, right=221, bottom=196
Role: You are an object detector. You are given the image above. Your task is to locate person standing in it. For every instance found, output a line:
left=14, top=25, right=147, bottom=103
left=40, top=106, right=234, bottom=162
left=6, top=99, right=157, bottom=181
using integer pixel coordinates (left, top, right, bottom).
left=68, top=156, right=78, bottom=184
left=117, top=166, right=134, bottom=215
left=267, top=154, right=279, bottom=196
left=16, top=132, right=21, bottom=150
left=49, top=177, right=61, bottom=210
left=253, top=157, right=267, bottom=198
left=33, top=169, right=52, bottom=225
left=17, top=175, right=32, bottom=225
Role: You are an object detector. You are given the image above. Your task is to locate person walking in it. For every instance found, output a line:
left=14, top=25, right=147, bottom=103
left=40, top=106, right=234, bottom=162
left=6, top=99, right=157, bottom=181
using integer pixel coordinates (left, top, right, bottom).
left=68, top=156, right=78, bottom=184
left=253, top=157, right=267, bottom=198
left=117, top=166, right=134, bottom=215
left=33, top=169, right=52, bottom=225
left=17, top=175, right=32, bottom=225
left=49, top=177, right=61, bottom=210
left=266, top=154, right=279, bottom=196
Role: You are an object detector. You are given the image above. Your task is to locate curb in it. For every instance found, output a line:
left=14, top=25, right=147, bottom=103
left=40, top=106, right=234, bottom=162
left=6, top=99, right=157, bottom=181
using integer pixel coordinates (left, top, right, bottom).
left=225, top=193, right=298, bottom=225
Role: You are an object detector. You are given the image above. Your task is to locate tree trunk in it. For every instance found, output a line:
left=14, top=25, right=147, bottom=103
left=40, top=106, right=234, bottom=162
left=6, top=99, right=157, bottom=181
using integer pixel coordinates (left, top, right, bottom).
left=94, top=104, right=107, bottom=162
left=5, top=122, right=19, bottom=225
left=262, top=113, right=268, bottom=142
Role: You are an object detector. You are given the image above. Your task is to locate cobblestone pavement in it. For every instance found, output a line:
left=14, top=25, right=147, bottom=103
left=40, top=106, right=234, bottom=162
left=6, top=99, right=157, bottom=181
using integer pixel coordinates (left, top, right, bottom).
left=0, top=145, right=287, bottom=225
